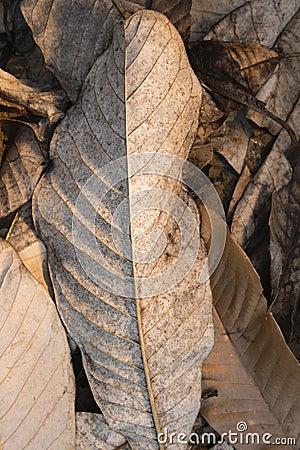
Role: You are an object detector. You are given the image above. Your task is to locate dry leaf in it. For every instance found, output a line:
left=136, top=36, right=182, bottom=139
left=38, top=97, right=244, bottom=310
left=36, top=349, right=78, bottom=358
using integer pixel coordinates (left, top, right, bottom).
left=227, top=126, right=273, bottom=222
left=248, top=9, right=300, bottom=136
left=189, top=0, right=246, bottom=41
left=200, top=230, right=300, bottom=449
left=0, top=68, right=66, bottom=140
left=6, top=201, right=51, bottom=291
left=205, top=152, right=239, bottom=214
left=21, top=0, right=122, bottom=102
left=22, top=0, right=192, bottom=102
left=151, top=0, right=192, bottom=40
left=204, top=0, right=299, bottom=48
left=269, top=140, right=300, bottom=359
left=0, top=126, right=47, bottom=219
left=188, top=41, right=296, bottom=143
left=231, top=97, right=299, bottom=250
left=188, top=136, right=214, bottom=171
left=76, top=412, right=130, bottom=450
left=33, top=10, right=213, bottom=449
left=0, top=238, right=75, bottom=449
left=224, top=43, right=278, bottom=94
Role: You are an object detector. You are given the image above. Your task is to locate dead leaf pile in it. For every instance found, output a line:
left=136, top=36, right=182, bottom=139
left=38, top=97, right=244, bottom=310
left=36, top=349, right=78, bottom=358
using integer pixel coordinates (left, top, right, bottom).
left=0, top=1, right=299, bottom=449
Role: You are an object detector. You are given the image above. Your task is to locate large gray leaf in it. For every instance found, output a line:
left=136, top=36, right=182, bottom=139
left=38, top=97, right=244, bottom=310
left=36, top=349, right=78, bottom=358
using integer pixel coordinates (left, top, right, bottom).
left=0, top=239, right=75, bottom=449
left=22, top=0, right=192, bottom=102
left=33, top=10, right=213, bottom=450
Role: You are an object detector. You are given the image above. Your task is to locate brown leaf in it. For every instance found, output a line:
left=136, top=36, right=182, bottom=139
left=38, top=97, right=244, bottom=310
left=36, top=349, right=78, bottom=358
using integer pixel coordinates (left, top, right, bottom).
left=200, top=229, right=300, bottom=449
left=0, top=126, right=47, bottom=219
left=188, top=41, right=297, bottom=144
left=205, top=151, right=239, bottom=214
left=204, top=0, right=299, bottom=48
left=151, top=0, right=192, bottom=41
left=227, top=125, right=273, bottom=222
left=190, top=0, right=246, bottom=41
left=269, top=140, right=300, bottom=359
left=231, top=97, right=299, bottom=251
left=0, top=68, right=67, bottom=141
left=247, top=10, right=300, bottom=138
left=224, top=42, right=278, bottom=94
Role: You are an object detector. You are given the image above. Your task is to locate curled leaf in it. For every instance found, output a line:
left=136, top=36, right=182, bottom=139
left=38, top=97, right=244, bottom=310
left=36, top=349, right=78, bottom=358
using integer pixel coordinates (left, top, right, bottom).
left=0, top=68, right=66, bottom=140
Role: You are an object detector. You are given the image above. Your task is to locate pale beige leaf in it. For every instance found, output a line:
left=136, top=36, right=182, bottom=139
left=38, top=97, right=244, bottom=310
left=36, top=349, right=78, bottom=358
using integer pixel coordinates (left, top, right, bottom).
left=200, top=232, right=300, bottom=449
left=33, top=10, right=213, bottom=450
left=76, top=412, right=130, bottom=450
left=0, top=126, right=47, bottom=219
left=6, top=201, right=51, bottom=291
left=204, top=0, right=299, bottom=48
left=0, top=238, right=75, bottom=450
left=230, top=97, right=300, bottom=249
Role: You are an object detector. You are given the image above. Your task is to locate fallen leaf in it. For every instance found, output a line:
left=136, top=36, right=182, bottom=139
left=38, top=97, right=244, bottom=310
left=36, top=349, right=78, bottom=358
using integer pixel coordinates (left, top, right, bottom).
left=22, top=0, right=193, bottom=102
left=247, top=9, right=300, bottom=137
left=224, top=42, right=278, bottom=94
left=151, top=0, right=192, bottom=41
left=205, top=151, right=239, bottom=214
left=269, top=140, right=300, bottom=359
left=227, top=123, right=273, bottom=223
left=0, top=238, right=75, bottom=449
left=200, top=230, right=300, bottom=448
left=0, top=68, right=67, bottom=140
left=21, top=0, right=122, bottom=102
left=188, top=41, right=297, bottom=144
left=231, top=97, right=299, bottom=250
left=76, top=412, right=130, bottom=450
left=33, top=10, right=213, bottom=449
left=0, top=125, right=47, bottom=219
left=6, top=201, right=51, bottom=292
left=189, top=0, right=246, bottom=42
left=204, top=0, right=299, bottom=48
